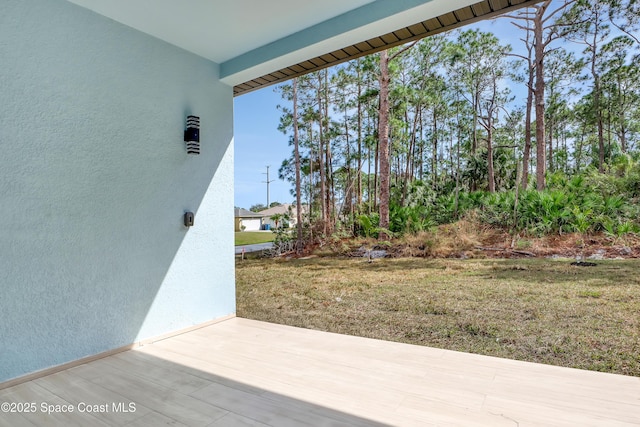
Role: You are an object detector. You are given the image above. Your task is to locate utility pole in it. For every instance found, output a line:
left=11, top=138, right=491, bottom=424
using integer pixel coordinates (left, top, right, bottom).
left=262, top=165, right=274, bottom=208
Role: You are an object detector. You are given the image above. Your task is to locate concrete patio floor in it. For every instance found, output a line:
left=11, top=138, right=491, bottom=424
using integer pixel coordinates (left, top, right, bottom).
left=1, top=317, right=638, bottom=426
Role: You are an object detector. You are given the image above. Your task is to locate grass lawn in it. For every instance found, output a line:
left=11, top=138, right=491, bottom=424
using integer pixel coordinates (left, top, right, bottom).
left=235, top=231, right=275, bottom=246
left=236, top=257, right=640, bottom=377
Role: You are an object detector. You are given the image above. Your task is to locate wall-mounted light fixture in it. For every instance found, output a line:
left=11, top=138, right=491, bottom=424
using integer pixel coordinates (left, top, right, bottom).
left=184, top=115, right=200, bottom=155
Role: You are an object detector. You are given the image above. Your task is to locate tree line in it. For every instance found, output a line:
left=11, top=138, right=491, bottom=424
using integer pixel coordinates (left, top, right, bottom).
left=275, top=0, right=640, bottom=248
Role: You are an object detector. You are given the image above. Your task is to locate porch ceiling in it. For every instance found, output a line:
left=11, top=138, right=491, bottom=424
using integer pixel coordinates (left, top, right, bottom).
left=65, top=0, right=541, bottom=96
left=233, top=0, right=541, bottom=96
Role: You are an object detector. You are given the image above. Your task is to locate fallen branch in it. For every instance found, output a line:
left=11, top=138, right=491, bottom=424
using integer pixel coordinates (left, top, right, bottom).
left=475, top=247, right=535, bottom=257
left=512, top=250, right=535, bottom=257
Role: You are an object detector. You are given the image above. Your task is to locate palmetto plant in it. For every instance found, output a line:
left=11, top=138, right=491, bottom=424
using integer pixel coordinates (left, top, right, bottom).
left=390, top=205, right=435, bottom=234
left=373, top=165, right=640, bottom=239
left=514, top=190, right=571, bottom=235
left=602, top=195, right=625, bottom=216
left=571, top=207, right=593, bottom=234
left=602, top=219, right=638, bottom=239
left=431, top=194, right=458, bottom=224
left=601, top=218, right=617, bottom=237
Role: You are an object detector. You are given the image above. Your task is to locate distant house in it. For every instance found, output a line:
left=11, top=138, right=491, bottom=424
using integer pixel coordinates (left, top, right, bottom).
left=234, top=208, right=263, bottom=232
left=260, top=203, right=304, bottom=229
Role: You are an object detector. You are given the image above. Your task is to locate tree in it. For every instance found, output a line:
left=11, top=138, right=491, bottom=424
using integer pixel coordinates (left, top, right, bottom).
left=508, top=0, right=578, bottom=189
left=543, top=48, right=582, bottom=172
left=445, top=30, right=513, bottom=193
left=606, top=0, right=640, bottom=47
left=510, top=14, right=535, bottom=189
left=478, top=65, right=513, bottom=193
left=600, top=36, right=639, bottom=154
left=378, top=49, right=392, bottom=238
left=273, top=5, right=640, bottom=242
left=565, top=0, right=610, bottom=172
left=445, top=30, right=487, bottom=161
left=377, top=43, right=417, bottom=239
left=270, top=213, right=284, bottom=229
left=249, top=203, right=266, bottom=212
left=292, top=78, right=304, bottom=251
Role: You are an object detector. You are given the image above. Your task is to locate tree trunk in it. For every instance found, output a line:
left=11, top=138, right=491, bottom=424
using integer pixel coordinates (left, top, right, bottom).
left=472, top=90, right=479, bottom=156
left=519, top=24, right=535, bottom=189
left=587, top=6, right=605, bottom=173
left=619, top=121, right=627, bottom=153
left=357, top=63, right=363, bottom=208
left=548, top=119, right=554, bottom=173
left=617, top=74, right=627, bottom=153
left=378, top=50, right=391, bottom=239
left=576, top=126, right=584, bottom=173
left=324, top=118, right=335, bottom=230
left=317, top=79, right=327, bottom=235
left=402, top=104, right=419, bottom=206
left=470, top=89, right=480, bottom=192
left=534, top=5, right=547, bottom=191
left=594, top=73, right=605, bottom=173
left=323, top=71, right=335, bottom=233
left=522, top=68, right=533, bottom=189
left=292, top=79, right=303, bottom=252
left=373, top=138, right=378, bottom=211
left=367, top=122, right=372, bottom=213
left=487, top=122, right=495, bottom=193
left=454, top=93, right=462, bottom=217
left=308, top=127, right=314, bottom=242
left=432, top=108, right=438, bottom=190
left=419, top=110, right=425, bottom=180
left=449, top=131, right=454, bottom=185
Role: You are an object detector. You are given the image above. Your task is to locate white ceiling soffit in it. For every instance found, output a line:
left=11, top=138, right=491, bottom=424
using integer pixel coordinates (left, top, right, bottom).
left=219, top=0, right=480, bottom=86
left=64, top=0, right=376, bottom=64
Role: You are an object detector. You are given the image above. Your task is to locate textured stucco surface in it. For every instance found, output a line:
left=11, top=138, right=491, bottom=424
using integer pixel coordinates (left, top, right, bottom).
left=0, top=0, right=235, bottom=382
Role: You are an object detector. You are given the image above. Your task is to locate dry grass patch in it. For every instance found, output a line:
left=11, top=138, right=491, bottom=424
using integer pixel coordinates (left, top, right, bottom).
left=236, top=257, right=640, bottom=377
left=397, top=219, right=498, bottom=257
left=311, top=217, right=640, bottom=260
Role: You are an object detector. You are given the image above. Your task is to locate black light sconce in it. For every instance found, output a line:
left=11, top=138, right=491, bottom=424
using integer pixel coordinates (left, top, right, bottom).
left=184, top=115, right=200, bottom=155
left=184, top=211, right=195, bottom=227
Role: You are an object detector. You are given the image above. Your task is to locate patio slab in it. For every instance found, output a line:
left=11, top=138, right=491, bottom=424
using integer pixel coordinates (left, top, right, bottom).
left=1, top=317, right=638, bottom=426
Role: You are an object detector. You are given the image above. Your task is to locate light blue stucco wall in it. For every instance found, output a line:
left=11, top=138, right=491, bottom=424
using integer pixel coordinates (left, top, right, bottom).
left=0, top=0, right=235, bottom=382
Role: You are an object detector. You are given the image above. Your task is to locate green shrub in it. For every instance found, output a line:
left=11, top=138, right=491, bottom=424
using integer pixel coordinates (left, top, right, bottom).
left=357, top=213, right=380, bottom=238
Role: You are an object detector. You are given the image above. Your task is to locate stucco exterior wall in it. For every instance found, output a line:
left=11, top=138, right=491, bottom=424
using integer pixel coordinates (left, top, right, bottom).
left=0, top=0, right=235, bottom=382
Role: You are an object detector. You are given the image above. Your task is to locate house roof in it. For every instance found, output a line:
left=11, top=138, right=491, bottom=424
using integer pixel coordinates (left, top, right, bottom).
left=234, top=208, right=264, bottom=219
left=65, top=0, right=540, bottom=96
left=260, top=204, right=310, bottom=219
left=259, top=204, right=294, bottom=217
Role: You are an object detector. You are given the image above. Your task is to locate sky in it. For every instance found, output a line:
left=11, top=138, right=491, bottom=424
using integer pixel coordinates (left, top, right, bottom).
left=233, top=87, right=293, bottom=210
left=232, top=16, right=533, bottom=210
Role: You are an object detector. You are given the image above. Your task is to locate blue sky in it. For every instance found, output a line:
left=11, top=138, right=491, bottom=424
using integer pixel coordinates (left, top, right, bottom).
left=232, top=17, right=529, bottom=210
left=233, top=86, right=293, bottom=209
